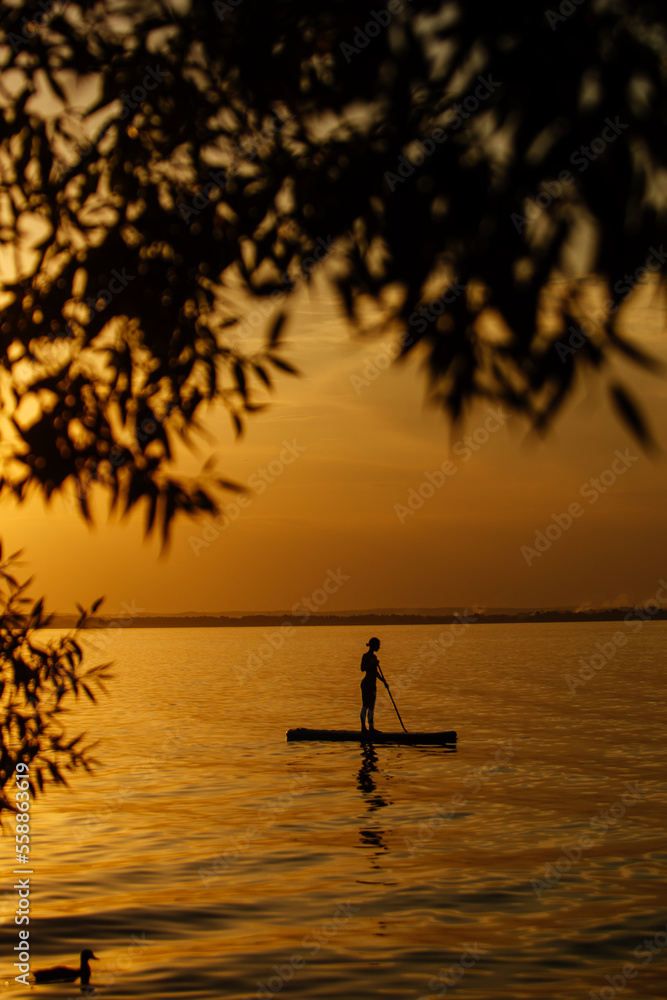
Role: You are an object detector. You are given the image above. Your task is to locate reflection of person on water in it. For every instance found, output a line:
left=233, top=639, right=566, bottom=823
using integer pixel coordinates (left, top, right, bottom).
left=360, top=637, right=387, bottom=731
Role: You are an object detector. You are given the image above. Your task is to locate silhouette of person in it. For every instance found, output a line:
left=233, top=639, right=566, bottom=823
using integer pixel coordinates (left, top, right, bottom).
left=360, top=637, right=386, bottom=731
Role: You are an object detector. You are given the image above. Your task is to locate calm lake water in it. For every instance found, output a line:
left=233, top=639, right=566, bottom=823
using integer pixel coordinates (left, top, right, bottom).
left=3, top=623, right=667, bottom=1000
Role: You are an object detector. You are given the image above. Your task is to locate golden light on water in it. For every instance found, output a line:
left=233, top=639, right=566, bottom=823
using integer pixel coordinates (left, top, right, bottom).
left=2, top=8, right=667, bottom=1000
left=24, top=624, right=667, bottom=997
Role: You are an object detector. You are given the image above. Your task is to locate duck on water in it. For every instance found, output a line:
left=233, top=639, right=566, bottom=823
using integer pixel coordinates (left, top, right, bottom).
left=34, top=949, right=98, bottom=985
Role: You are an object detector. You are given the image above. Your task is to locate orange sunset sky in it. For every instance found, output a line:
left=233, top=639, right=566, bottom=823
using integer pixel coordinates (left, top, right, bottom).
left=2, top=271, right=667, bottom=615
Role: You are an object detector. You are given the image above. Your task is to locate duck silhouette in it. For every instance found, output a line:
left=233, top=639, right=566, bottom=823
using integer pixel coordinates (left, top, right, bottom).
left=34, top=949, right=98, bottom=985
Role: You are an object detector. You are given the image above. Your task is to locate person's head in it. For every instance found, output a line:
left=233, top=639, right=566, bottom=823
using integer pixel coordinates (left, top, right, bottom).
left=367, top=637, right=380, bottom=652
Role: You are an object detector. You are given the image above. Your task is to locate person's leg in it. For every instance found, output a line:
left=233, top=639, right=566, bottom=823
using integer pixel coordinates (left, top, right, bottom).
left=368, top=688, right=377, bottom=729
left=361, top=681, right=369, bottom=729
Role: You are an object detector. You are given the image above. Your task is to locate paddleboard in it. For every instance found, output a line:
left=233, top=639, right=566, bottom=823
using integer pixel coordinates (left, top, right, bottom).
left=286, top=728, right=456, bottom=745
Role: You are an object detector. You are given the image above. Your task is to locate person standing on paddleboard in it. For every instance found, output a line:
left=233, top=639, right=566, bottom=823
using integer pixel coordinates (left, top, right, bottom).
left=360, top=637, right=387, bottom=731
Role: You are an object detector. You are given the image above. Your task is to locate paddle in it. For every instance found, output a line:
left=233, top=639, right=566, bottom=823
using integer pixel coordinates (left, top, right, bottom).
left=377, top=665, right=408, bottom=733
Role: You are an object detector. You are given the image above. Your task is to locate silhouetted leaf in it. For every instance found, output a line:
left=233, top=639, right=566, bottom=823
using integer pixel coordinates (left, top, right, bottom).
left=252, top=363, right=272, bottom=389
left=609, top=384, right=655, bottom=449
left=608, top=330, right=663, bottom=372
left=0, top=0, right=664, bottom=536
left=233, top=361, right=247, bottom=399
left=145, top=490, right=158, bottom=536
left=0, top=545, right=112, bottom=814
left=266, top=355, right=300, bottom=375
left=215, top=477, right=244, bottom=492
left=268, top=312, right=286, bottom=347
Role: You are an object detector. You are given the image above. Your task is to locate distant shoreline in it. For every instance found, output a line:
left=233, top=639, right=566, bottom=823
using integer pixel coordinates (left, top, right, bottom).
left=47, top=609, right=667, bottom=628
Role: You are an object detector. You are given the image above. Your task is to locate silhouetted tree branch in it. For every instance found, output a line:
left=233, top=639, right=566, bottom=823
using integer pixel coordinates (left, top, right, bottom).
left=0, top=542, right=111, bottom=817
left=1, top=0, right=665, bottom=541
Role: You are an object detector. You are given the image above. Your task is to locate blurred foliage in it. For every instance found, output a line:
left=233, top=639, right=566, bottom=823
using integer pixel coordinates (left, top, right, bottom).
left=0, top=0, right=666, bottom=540
left=0, top=542, right=111, bottom=817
